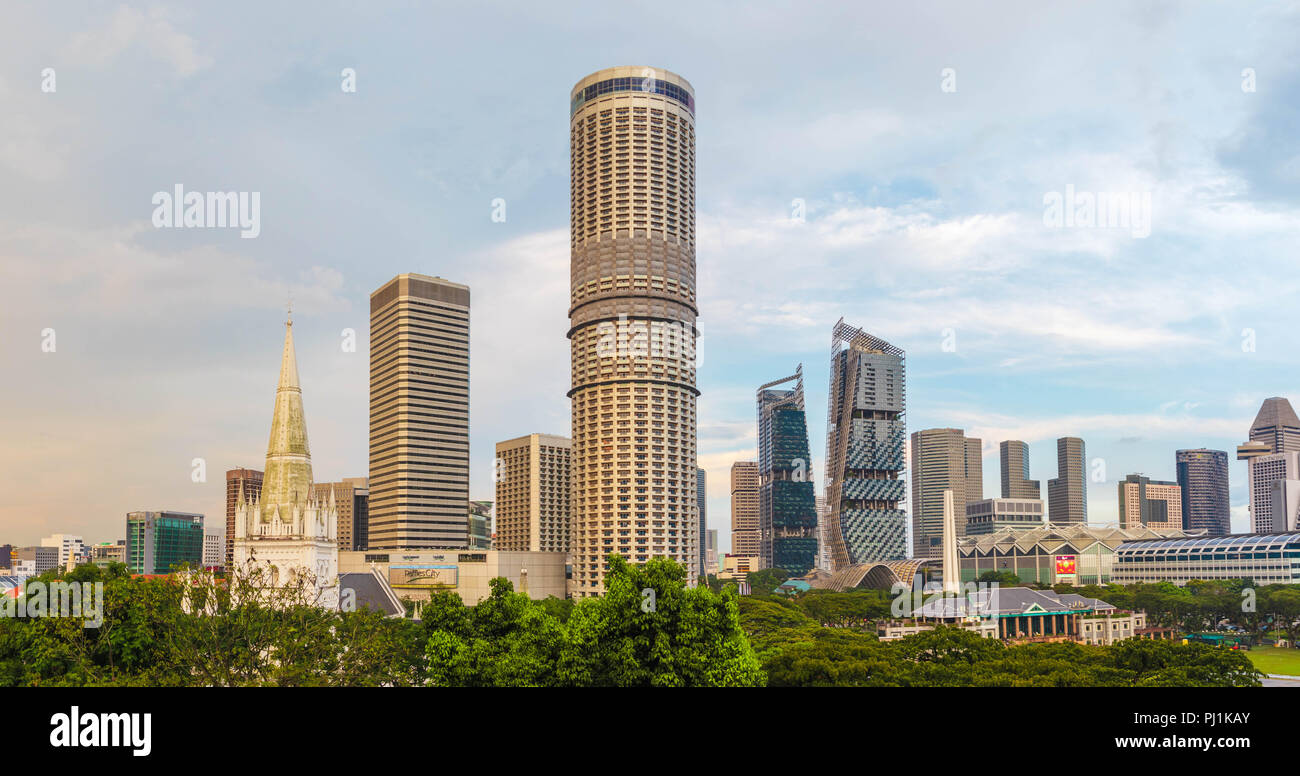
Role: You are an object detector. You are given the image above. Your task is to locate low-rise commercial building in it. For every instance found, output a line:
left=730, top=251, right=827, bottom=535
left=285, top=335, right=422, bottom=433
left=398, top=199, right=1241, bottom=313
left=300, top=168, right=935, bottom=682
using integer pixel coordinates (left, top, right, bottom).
left=339, top=549, right=567, bottom=605
left=965, top=498, right=1045, bottom=535
left=959, top=522, right=1192, bottom=586
left=1113, top=532, right=1300, bottom=585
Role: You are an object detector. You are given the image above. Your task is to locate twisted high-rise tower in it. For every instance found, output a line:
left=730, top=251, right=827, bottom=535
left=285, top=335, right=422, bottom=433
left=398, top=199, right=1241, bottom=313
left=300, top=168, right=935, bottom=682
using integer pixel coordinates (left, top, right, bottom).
left=568, top=67, right=698, bottom=596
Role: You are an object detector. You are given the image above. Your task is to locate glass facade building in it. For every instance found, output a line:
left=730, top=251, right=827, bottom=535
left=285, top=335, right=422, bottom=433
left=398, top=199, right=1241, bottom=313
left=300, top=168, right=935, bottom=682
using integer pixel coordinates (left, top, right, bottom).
left=1175, top=449, right=1230, bottom=536
left=126, top=510, right=204, bottom=575
left=756, top=367, right=818, bottom=575
left=824, top=320, right=908, bottom=568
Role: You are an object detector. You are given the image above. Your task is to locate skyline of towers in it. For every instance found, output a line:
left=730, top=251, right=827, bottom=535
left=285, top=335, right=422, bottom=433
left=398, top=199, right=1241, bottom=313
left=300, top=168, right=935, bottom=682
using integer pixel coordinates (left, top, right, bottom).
left=368, top=273, right=471, bottom=551
left=999, top=440, right=1040, bottom=499
left=1176, top=449, right=1230, bottom=536
left=1048, top=436, right=1088, bottom=524
left=730, top=461, right=760, bottom=557
left=568, top=66, right=700, bottom=596
left=1239, top=397, right=1300, bottom=533
left=756, top=366, right=819, bottom=575
left=494, top=433, right=572, bottom=553
left=824, top=320, right=908, bottom=568
left=910, top=428, right=983, bottom=559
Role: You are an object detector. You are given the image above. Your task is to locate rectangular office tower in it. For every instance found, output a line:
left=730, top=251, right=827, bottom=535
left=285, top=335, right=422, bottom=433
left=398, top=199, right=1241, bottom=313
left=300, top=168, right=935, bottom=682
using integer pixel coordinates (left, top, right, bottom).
left=756, top=366, right=819, bottom=575
left=1000, top=440, right=1040, bottom=499
left=731, top=461, right=760, bottom=557
left=494, top=434, right=572, bottom=552
left=911, top=428, right=983, bottom=559
left=369, top=274, right=471, bottom=550
left=824, top=320, right=908, bottom=568
left=568, top=67, right=699, bottom=595
left=1175, top=449, right=1230, bottom=536
left=1048, top=436, right=1088, bottom=524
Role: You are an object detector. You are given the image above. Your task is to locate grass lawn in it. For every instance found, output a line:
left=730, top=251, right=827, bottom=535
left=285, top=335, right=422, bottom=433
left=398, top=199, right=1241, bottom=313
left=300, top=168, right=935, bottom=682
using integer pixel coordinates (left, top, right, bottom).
left=1247, top=646, right=1300, bottom=676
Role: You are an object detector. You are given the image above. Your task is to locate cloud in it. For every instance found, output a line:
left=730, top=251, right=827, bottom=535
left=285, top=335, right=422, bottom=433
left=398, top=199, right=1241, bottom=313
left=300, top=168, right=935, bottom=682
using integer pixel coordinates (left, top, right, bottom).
left=63, top=5, right=212, bottom=77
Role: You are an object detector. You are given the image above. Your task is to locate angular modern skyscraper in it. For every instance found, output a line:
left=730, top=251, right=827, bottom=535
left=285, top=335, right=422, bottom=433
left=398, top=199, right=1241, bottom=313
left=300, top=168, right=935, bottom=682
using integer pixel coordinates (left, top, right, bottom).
left=824, top=320, right=907, bottom=568
left=1175, top=449, right=1229, bottom=536
left=999, top=440, right=1040, bottom=499
left=1048, top=436, right=1087, bottom=524
left=569, top=67, right=699, bottom=596
left=756, top=366, right=819, bottom=575
left=911, top=428, right=983, bottom=559
left=369, top=274, right=470, bottom=550
left=730, top=461, right=760, bottom=558
left=1239, top=397, right=1300, bottom=533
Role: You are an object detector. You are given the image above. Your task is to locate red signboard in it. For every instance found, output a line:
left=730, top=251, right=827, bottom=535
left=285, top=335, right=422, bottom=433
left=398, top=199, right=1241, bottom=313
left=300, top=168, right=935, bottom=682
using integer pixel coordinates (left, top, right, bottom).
left=1055, top=555, right=1077, bottom=575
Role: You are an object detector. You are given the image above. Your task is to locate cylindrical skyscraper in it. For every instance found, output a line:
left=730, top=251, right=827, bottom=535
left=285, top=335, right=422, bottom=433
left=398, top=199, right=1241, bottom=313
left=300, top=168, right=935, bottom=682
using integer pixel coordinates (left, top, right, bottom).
left=568, top=66, right=698, bottom=596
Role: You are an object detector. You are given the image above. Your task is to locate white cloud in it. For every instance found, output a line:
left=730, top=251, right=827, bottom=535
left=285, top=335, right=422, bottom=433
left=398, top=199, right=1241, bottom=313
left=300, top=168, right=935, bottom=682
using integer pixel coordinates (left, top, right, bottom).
left=63, top=5, right=212, bottom=77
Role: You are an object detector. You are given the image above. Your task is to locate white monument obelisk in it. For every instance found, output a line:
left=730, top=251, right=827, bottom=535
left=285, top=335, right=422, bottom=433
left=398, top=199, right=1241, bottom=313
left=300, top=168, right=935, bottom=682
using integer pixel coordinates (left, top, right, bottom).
left=941, top=489, right=959, bottom=595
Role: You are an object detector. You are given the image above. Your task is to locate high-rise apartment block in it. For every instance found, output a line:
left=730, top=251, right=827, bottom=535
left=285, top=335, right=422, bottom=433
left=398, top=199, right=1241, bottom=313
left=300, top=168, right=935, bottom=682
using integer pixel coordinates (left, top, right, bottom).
left=1048, top=437, right=1088, bottom=524
left=369, top=273, right=470, bottom=550
left=126, top=511, right=204, bottom=575
left=910, top=428, right=983, bottom=559
left=494, top=434, right=571, bottom=553
left=1239, top=398, right=1300, bottom=533
left=824, top=320, right=908, bottom=568
left=568, top=67, right=699, bottom=595
left=730, top=461, right=760, bottom=558
left=313, top=477, right=370, bottom=551
left=1117, top=475, right=1183, bottom=531
left=225, top=468, right=263, bottom=569
left=1000, top=440, right=1040, bottom=499
left=756, top=367, right=818, bottom=575
left=1175, top=449, right=1230, bottom=536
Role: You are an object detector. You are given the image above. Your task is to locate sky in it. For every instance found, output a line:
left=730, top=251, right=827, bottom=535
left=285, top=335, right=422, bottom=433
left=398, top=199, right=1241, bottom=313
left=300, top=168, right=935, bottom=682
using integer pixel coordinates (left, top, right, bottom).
left=2, top=1, right=1299, bottom=552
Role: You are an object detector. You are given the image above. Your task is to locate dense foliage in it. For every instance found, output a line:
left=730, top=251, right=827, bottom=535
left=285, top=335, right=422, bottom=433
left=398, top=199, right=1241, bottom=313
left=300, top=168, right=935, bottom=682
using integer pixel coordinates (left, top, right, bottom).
left=0, top=561, right=1274, bottom=687
left=738, top=596, right=1263, bottom=687
left=0, top=556, right=763, bottom=687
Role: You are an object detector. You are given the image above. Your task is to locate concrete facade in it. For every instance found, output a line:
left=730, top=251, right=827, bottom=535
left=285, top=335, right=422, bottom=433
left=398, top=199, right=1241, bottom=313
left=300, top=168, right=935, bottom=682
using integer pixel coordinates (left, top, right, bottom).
left=340, top=549, right=567, bottom=605
left=494, top=433, right=571, bottom=553
left=568, top=66, right=699, bottom=596
left=368, top=274, right=470, bottom=550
